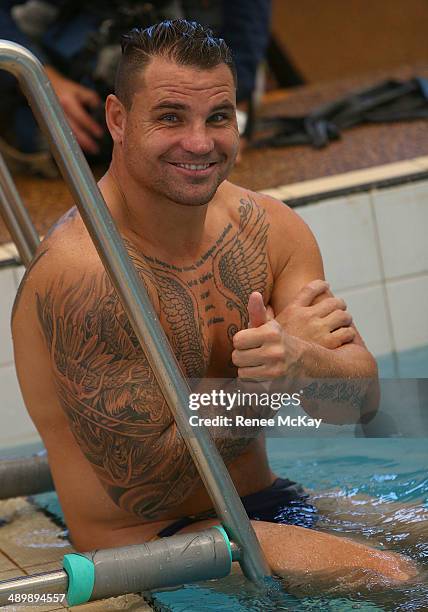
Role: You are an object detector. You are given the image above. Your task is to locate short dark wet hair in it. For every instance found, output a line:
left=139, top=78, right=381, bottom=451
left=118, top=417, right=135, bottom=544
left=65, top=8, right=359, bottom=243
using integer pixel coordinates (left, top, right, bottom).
left=115, top=19, right=237, bottom=109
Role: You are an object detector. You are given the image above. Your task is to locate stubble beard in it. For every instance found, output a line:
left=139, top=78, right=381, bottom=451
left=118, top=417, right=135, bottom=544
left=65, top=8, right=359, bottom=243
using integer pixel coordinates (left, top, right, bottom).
left=155, top=162, right=231, bottom=207
left=125, top=147, right=237, bottom=207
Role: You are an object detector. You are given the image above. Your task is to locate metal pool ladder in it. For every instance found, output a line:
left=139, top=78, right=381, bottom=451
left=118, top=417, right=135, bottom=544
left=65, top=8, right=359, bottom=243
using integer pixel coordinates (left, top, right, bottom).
left=0, top=41, right=271, bottom=589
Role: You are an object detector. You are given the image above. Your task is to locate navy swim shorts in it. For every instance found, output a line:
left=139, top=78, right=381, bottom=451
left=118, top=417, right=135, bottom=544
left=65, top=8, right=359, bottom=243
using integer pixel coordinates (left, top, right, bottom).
left=156, top=477, right=318, bottom=538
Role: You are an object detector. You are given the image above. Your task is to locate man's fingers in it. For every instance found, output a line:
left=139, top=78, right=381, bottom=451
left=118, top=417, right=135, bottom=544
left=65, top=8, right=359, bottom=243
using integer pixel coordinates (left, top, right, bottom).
left=248, top=291, right=268, bottom=328
left=324, top=310, right=353, bottom=331
left=234, top=321, right=281, bottom=350
left=331, top=326, right=356, bottom=345
left=232, top=347, right=264, bottom=368
left=237, top=365, right=279, bottom=380
left=233, top=327, right=264, bottom=350
left=312, top=296, right=347, bottom=317
left=291, top=280, right=330, bottom=307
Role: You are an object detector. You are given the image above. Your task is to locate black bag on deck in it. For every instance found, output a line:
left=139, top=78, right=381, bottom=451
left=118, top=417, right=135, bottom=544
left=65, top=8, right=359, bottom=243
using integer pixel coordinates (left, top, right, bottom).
left=252, top=78, right=428, bottom=149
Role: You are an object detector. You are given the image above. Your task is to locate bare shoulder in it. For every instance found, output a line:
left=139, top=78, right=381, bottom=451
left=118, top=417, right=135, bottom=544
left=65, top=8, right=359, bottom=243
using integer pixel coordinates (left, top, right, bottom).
left=12, top=207, right=102, bottom=326
left=223, top=180, right=312, bottom=236
left=223, top=181, right=318, bottom=274
left=248, top=189, right=316, bottom=250
left=11, top=204, right=160, bottom=353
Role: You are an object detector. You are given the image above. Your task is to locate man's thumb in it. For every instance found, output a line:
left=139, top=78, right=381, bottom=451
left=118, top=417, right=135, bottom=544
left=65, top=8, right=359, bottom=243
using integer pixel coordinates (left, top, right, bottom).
left=248, top=292, right=268, bottom=328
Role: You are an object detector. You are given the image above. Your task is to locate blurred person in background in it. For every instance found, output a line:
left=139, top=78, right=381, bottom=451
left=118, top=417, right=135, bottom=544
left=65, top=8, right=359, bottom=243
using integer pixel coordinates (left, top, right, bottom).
left=0, top=0, right=271, bottom=173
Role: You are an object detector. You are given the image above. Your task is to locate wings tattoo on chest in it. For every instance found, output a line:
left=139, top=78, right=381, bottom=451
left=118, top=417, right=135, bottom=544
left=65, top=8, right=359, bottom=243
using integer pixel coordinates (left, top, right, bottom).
left=212, top=196, right=269, bottom=342
left=126, top=246, right=211, bottom=379
left=36, top=195, right=271, bottom=519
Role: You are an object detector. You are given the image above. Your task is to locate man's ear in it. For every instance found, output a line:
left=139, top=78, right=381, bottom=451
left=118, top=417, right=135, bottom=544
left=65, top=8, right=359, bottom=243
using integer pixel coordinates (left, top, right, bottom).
left=105, top=94, right=126, bottom=144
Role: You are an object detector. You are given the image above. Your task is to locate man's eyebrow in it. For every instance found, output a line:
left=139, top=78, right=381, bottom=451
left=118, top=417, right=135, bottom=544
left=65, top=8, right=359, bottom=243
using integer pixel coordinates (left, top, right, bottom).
left=151, top=101, right=236, bottom=113
left=152, top=102, right=188, bottom=111
left=210, top=102, right=236, bottom=113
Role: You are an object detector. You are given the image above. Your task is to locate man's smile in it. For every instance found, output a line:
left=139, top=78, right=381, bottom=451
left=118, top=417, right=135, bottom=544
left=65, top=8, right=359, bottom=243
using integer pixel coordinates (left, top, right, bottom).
left=167, top=161, right=219, bottom=176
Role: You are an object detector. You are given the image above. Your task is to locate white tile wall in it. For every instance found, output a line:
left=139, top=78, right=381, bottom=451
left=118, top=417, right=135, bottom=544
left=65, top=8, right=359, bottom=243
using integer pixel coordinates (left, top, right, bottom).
left=12, top=265, right=26, bottom=288
left=0, top=364, right=40, bottom=447
left=296, top=179, right=428, bottom=362
left=373, top=181, right=428, bottom=279
left=0, top=266, right=41, bottom=448
left=386, top=274, right=428, bottom=352
left=338, top=284, right=394, bottom=357
left=0, top=242, right=18, bottom=261
left=297, top=193, right=382, bottom=292
left=0, top=268, right=17, bottom=365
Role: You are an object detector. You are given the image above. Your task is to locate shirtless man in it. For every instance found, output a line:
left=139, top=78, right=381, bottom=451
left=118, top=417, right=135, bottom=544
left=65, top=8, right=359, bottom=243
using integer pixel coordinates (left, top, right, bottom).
left=12, top=20, right=416, bottom=589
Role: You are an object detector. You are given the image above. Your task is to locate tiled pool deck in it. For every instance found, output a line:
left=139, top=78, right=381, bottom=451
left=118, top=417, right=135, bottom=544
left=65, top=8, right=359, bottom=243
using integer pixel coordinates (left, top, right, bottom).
left=0, top=499, right=151, bottom=610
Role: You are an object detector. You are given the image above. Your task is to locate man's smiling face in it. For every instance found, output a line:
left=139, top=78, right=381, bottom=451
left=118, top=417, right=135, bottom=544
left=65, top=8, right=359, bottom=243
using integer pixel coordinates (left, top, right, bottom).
left=120, top=56, right=239, bottom=207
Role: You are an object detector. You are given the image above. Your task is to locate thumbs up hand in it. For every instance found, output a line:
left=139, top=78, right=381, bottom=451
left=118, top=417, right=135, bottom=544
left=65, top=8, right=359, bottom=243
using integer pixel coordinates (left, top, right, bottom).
left=232, top=292, right=301, bottom=380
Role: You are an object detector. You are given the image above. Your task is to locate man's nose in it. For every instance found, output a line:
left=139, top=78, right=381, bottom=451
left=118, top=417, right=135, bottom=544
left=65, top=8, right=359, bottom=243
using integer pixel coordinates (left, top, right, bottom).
left=180, top=124, right=214, bottom=155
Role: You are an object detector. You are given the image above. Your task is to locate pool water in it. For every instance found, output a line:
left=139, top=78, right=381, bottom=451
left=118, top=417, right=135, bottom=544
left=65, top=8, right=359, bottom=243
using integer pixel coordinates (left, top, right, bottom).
left=5, top=433, right=428, bottom=610
left=151, top=438, right=427, bottom=612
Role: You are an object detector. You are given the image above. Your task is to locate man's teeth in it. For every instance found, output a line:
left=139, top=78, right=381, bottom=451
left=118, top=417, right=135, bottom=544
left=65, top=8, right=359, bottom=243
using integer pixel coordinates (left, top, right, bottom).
left=175, top=163, right=211, bottom=170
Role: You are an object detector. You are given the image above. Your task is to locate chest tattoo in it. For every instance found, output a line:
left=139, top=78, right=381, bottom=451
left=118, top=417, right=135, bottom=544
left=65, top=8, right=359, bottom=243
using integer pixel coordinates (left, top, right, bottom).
left=36, top=195, right=271, bottom=519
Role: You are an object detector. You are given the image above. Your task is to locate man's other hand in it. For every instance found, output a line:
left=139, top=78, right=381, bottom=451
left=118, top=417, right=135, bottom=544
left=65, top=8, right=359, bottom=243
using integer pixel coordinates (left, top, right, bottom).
left=232, top=292, right=302, bottom=380
left=275, top=280, right=355, bottom=350
left=45, top=66, right=104, bottom=154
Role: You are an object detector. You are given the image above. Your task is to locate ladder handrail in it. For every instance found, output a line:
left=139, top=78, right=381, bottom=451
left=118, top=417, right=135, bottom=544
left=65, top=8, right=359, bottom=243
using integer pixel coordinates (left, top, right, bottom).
left=0, top=151, right=39, bottom=265
left=0, top=41, right=271, bottom=585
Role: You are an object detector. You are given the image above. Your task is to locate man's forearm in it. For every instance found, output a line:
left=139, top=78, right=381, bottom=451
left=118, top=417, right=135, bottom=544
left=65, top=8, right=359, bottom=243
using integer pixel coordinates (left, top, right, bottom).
left=291, top=339, right=380, bottom=424
left=299, top=339, right=377, bottom=378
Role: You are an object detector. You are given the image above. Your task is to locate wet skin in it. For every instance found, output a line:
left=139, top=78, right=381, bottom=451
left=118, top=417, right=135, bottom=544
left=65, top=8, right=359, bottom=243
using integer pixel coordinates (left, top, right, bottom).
left=11, top=57, right=418, bottom=590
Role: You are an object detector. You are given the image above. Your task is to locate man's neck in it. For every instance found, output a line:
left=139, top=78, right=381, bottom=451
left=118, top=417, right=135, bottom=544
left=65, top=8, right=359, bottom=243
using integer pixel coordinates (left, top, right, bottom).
left=99, top=166, right=219, bottom=260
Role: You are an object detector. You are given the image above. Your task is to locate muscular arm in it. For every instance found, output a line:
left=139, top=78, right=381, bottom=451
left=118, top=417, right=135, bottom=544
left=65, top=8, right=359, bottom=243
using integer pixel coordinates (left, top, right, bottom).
left=268, top=201, right=379, bottom=423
